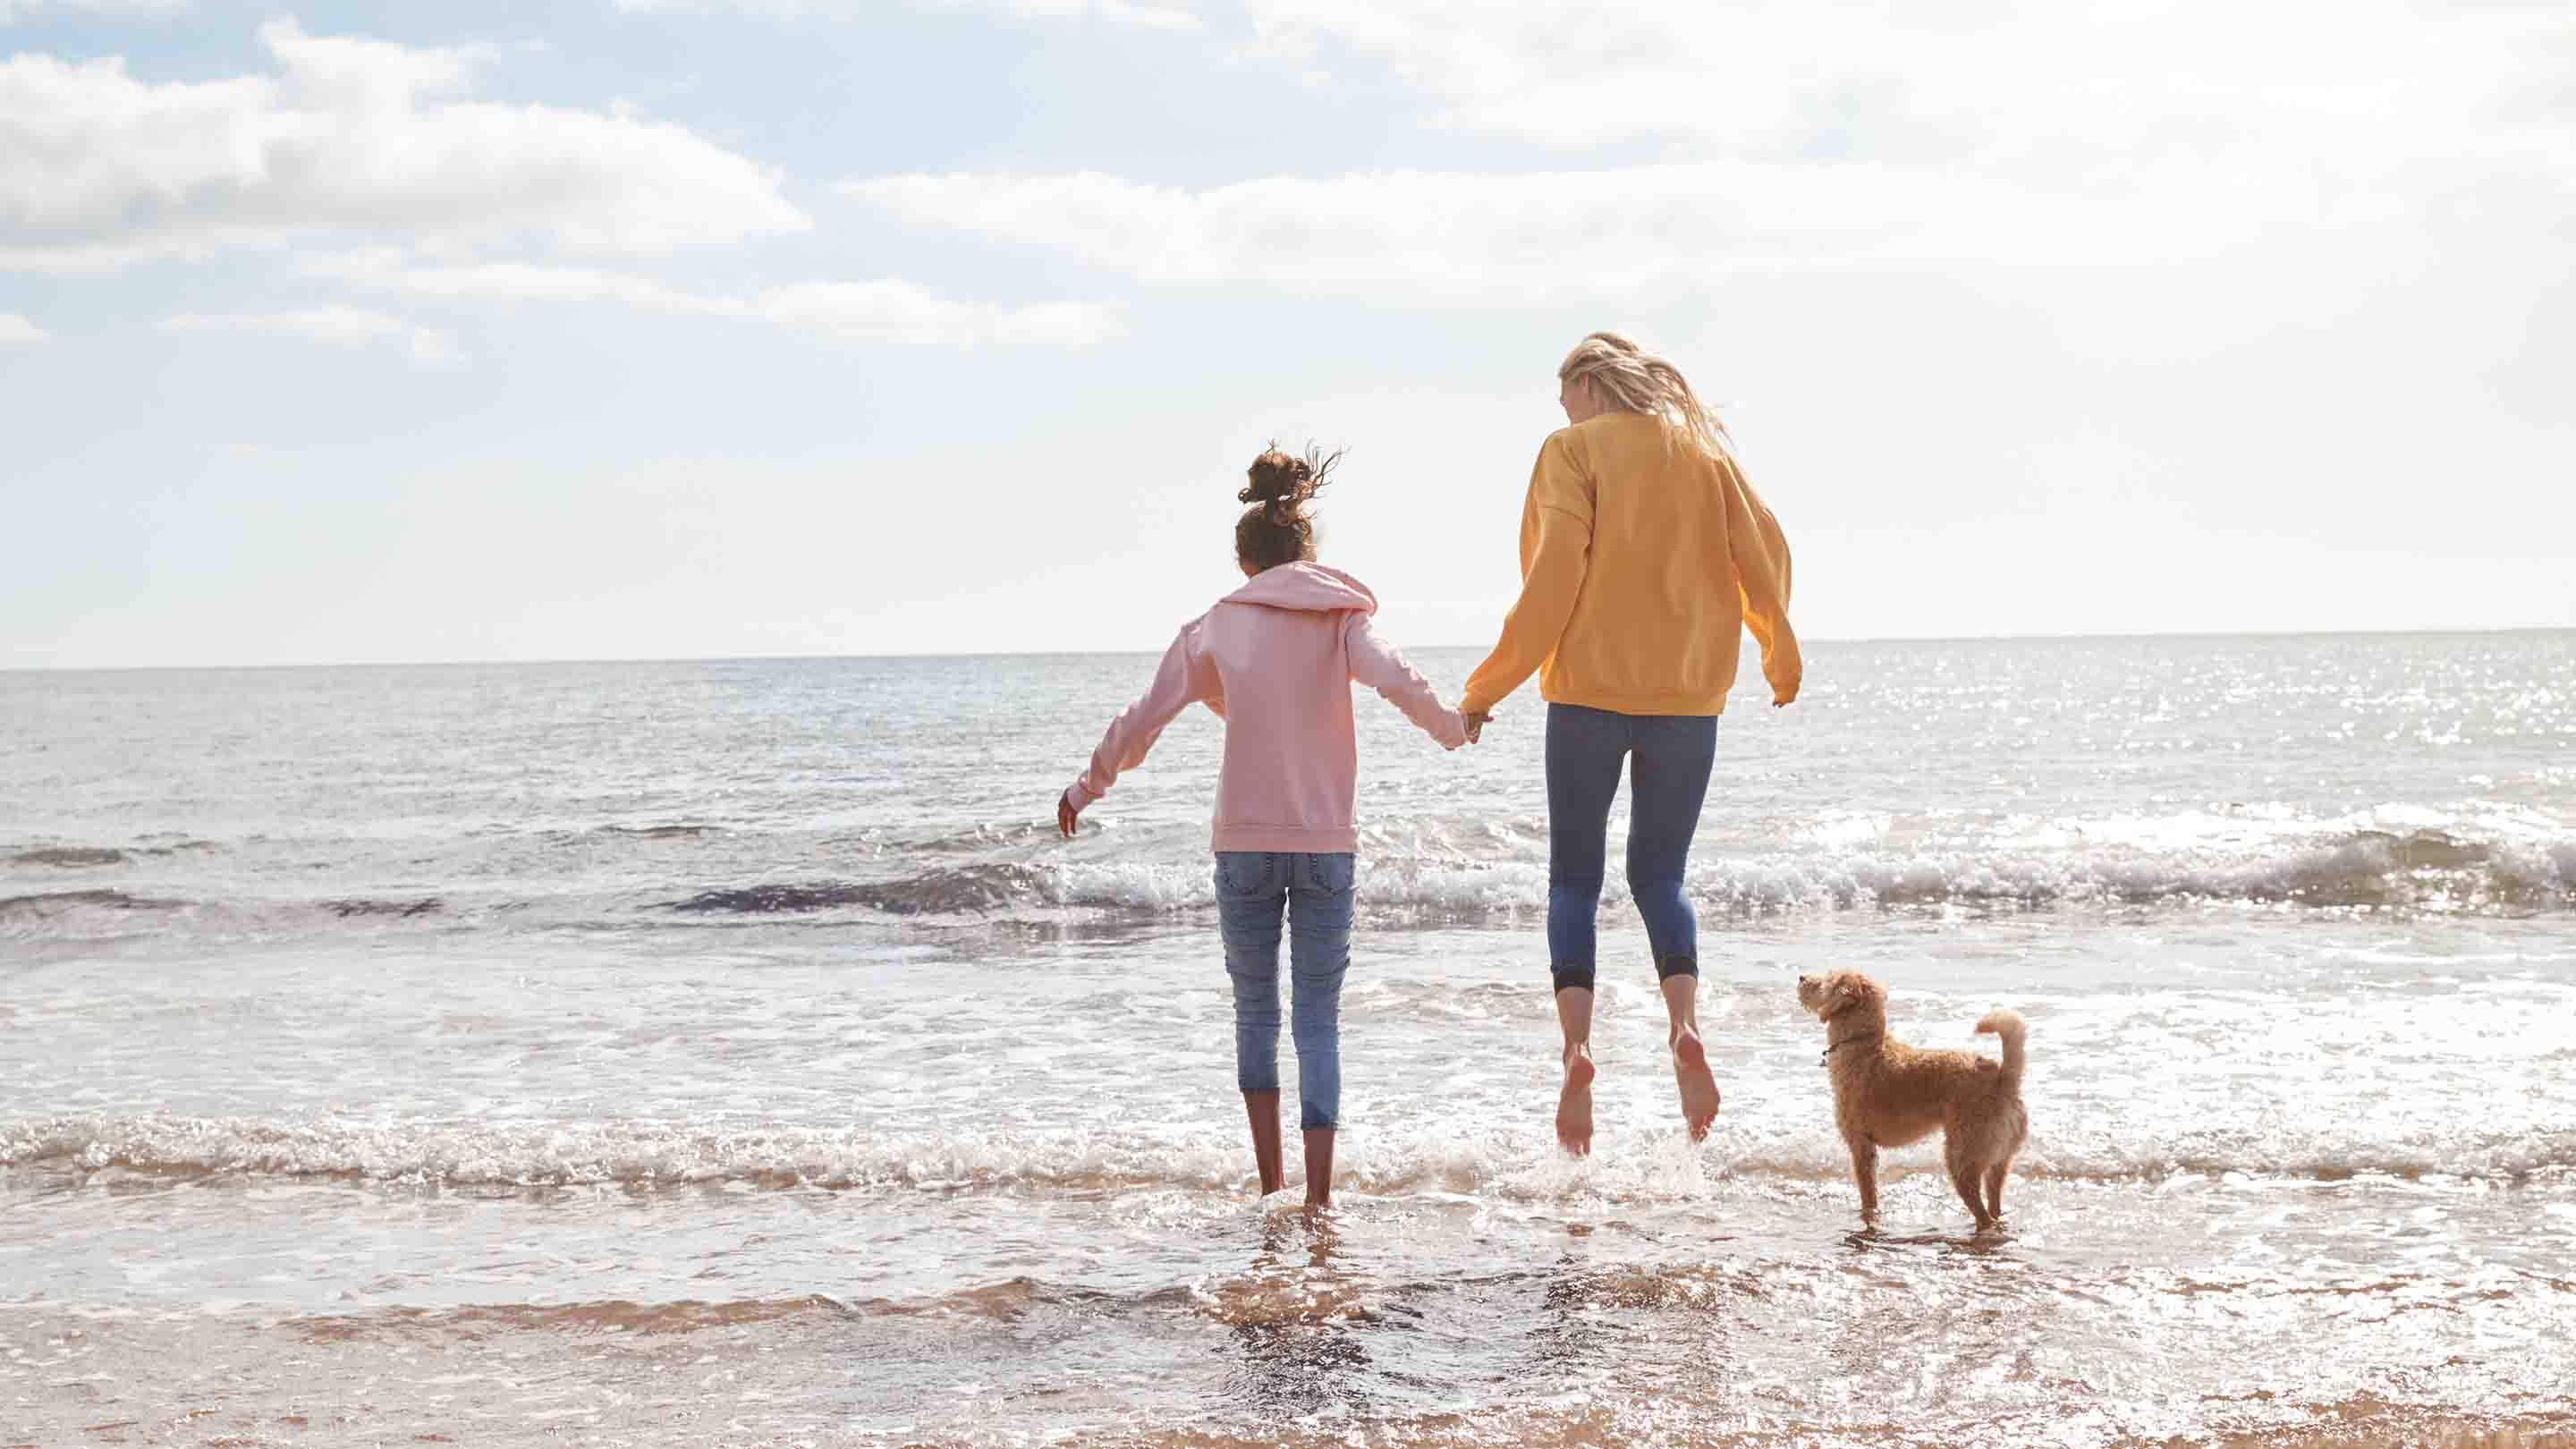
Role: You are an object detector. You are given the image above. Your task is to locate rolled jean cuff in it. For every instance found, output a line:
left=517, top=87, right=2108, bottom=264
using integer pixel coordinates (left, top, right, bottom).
left=1301, top=1103, right=1337, bottom=1131
left=1656, top=953, right=1699, bottom=981
left=1551, top=961, right=1597, bottom=993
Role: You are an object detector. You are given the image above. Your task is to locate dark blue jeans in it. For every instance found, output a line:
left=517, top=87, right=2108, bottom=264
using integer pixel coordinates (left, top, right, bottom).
left=1545, top=703, right=1718, bottom=992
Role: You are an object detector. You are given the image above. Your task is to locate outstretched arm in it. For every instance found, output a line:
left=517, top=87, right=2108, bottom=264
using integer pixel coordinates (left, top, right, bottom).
left=1347, top=615, right=1467, bottom=750
left=1721, top=456, right=1800, bottom=707
left=1461, top=433, right=1594, bottom=723
left=1060, top=623, right=1215, bottom=833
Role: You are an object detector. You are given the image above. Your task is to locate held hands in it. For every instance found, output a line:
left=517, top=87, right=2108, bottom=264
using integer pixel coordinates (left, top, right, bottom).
left=1466, top=699, right=1792, bottom=727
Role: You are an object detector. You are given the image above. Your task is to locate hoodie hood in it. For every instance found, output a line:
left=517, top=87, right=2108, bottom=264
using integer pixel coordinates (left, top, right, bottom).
left=1220, top=561, right=1378, bottom=615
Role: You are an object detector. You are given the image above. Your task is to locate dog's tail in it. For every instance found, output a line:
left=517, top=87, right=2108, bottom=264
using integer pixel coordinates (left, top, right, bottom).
left=1975, top=1009, right=2027, bottom=1094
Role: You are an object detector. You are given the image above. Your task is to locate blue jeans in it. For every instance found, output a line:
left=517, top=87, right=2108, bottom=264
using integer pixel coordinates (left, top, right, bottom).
left=1545, top=703, right=1717, bottom=992
left=1215, top=851, right=1355, bottom=1131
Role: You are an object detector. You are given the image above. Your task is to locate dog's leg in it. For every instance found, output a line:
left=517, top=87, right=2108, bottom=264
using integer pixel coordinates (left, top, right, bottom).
left=1982, top=1163, right=2009, bottom=1224
left=1944, top=1136, right=1994, bottom=1232
left=1948, top=1165, right=1992, bottom=1232
left=1844, top=1136, right=1880, bottom=1225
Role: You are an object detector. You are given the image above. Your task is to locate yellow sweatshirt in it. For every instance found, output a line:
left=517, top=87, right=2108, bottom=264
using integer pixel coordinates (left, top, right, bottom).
left=1462, top=411, right=1799, bottom=719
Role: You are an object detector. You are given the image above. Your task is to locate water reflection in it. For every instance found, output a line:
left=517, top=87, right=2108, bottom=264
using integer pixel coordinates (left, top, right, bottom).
left=1213, top=1209, right=1377, bottom=1419
left=1527, top=1223, right=1618, bottom=1386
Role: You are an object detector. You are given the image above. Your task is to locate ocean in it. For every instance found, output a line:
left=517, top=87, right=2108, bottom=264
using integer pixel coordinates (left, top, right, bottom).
left=4, top=632, right=2572, bottom=1447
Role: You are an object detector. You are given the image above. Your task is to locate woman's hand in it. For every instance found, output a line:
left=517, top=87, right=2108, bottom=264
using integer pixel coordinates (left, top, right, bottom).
left=1056, top=792, right=1082, bottom=838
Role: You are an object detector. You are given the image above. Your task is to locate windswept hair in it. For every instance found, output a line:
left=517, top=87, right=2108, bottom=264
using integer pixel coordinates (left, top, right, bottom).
left=1234, top=443, right=1341, bottom=572
left=1558, top=331, right=1732, bottom=458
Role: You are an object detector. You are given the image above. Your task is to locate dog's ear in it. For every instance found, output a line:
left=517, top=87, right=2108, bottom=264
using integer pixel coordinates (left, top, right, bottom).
left=1824, top=973, right=1871, bottom=1018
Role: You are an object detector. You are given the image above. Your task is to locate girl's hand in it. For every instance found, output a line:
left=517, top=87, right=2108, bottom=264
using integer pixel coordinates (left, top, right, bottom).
left=1057, top=791, right=1082, bottom=838
left=1462, top=710, right=1494, bottom=744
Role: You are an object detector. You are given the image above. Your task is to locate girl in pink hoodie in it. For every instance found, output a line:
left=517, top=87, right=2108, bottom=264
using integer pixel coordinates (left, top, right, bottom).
left=1056, top=447, right=1469, bottom=1208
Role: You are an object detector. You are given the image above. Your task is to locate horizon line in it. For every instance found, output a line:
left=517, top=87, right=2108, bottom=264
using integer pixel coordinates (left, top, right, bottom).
left=4, top=623, right=2570, bottom=674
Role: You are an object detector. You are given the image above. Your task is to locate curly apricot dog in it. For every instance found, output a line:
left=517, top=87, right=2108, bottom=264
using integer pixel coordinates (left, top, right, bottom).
left=1795, top=970, right=2029, bottom=1232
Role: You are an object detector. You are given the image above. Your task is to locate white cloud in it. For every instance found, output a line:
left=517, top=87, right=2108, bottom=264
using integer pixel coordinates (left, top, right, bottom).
left=838, top=160, right=2325, bottom=296
left=969, top=0, right=1199, bottom=29
left=302, top=247, right=728, bottom=314
left=0, top=238, right=239, bottom=273
left=0, top=20, right=808, bottom=272
left=0, top=311, right=47, bottom=341
left=1083, top=0, right=1199, bottom=30
left=1234, top=0, right=2574, bottom=176
left=0, top=0, right=186, bottom=23
left=753, top=280, right=1120, bottom=344
left=303, top=248, right=1122, bottom=345
left=837, top=0, right=2575, bottom=296
left=611, top=0, right=1201, bottom=30
left=159, top=306, right=458, bottom=364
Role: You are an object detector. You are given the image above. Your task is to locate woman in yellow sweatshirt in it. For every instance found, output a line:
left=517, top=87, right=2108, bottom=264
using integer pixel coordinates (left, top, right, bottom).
left=1460, top=331, right=1801, bottom=1159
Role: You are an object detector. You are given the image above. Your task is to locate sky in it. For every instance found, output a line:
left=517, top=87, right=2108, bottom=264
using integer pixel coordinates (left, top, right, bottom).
left=2, top=0, right=2571, bottom=669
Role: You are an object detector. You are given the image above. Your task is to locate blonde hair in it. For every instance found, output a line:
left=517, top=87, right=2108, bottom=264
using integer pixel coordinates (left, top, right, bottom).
left=1557, top=331, right=1731, bottom=458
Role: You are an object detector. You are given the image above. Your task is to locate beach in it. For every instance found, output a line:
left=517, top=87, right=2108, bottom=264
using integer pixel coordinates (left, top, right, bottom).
left=4, top=633, right=2573, bottom=1446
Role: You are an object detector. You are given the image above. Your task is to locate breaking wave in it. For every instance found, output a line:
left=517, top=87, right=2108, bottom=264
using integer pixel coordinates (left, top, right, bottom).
left=5, top=840, right=217, bottom=869
left=574, top=823, right=724, bottom=840
left=8, top=1114, right=2571, bottom=1196
left=665, top=863, right=1049, bottom=915
left=322, top=897, right=445, bottom=919
left=0, top=888, right=188, bottom=919
left=658, top=828, right=2574, bottom=920
left=10, top=846, right=128, bottom=868
left=7, top=829, right=2567, bottom=936
left=278, top=1296, right=847, bottom=1342
left=0, top=889, right=447, bottom=933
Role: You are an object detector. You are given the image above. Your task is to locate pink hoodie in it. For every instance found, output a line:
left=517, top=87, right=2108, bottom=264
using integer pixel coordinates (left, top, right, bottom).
left=1066, top=563, right=1468, bottom=853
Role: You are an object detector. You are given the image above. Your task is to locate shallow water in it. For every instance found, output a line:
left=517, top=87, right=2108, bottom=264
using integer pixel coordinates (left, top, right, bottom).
left=4, top=634, right=2573, bottom=1445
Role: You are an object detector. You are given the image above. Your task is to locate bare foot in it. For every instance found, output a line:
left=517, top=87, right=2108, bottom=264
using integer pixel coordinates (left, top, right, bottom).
left=1556, top=1042, right=1596, bottom=1157
left=1671, top=1027, right=1720, bottom=1141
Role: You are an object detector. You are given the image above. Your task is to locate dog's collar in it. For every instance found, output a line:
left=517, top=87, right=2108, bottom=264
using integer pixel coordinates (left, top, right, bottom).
left=1820, top=1032, right=1882, bottom=1067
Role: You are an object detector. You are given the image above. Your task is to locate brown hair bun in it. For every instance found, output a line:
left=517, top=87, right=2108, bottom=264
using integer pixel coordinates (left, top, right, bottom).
left=1240, top=449, right=1319, bottom=509
left=1234, top=442, right=1343, bottom=572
